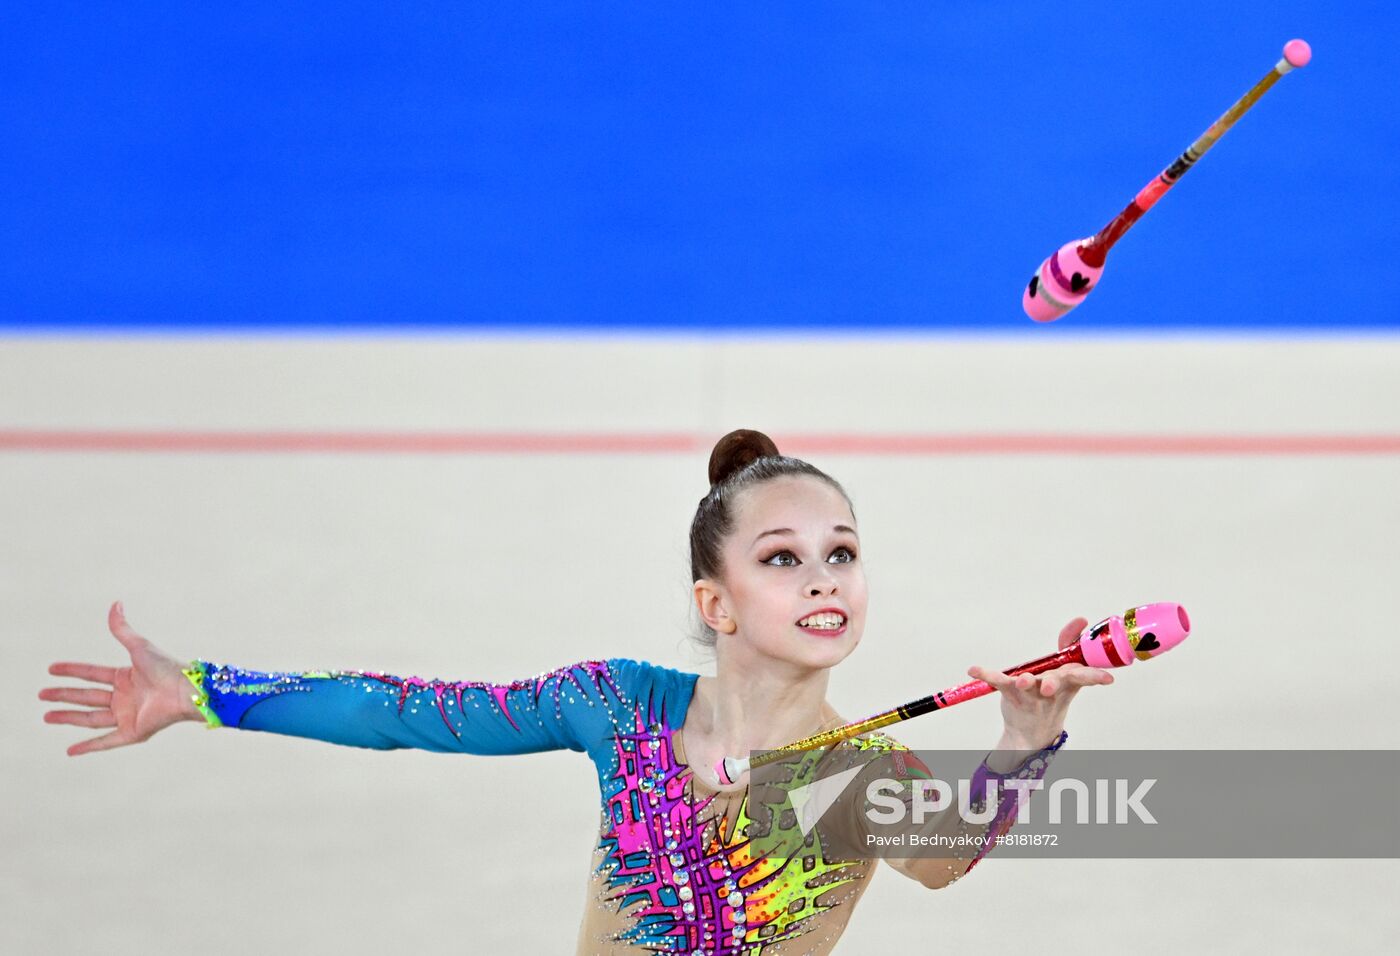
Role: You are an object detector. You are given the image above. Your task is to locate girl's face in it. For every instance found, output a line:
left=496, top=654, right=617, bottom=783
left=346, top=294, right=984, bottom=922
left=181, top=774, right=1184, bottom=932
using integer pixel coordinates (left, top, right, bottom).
left=705, top=475, right=868, bottom=671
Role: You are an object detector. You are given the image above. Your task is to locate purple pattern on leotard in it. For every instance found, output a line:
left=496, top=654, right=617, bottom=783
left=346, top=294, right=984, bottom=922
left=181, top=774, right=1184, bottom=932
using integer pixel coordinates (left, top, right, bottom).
left=598, top=703, right=757, bottom=952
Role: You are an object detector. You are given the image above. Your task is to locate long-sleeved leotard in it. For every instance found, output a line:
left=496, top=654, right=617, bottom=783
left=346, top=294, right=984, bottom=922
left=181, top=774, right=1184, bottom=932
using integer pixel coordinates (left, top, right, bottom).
left=183, top=657, right=1064, bottom=955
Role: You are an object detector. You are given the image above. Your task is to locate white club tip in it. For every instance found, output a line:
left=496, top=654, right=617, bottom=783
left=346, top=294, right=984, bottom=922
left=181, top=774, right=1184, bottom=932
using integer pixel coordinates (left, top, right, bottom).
left=716, top=755, right=749, bottom=786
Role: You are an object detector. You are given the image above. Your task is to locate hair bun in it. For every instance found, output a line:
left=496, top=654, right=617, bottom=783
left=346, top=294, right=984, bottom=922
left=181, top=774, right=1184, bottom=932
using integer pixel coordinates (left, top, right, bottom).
left=708, top=429, right=781, bottom=487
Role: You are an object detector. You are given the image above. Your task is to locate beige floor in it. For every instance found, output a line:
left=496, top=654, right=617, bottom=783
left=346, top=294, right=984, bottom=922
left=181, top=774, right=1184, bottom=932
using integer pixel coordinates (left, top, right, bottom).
left=4, top=334, right=1398, bottom=954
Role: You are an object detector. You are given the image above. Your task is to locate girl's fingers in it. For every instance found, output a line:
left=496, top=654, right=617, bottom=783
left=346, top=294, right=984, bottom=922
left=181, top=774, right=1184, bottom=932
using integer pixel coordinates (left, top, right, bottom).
left=1043, top=666, right=1115, bottom=695
left=67, top=730, right=127, bottom=757
left=968, top=665, right=1014, bottom=689
left=1041, top=664, right=1080, bottom=695
left=971, top=666, right=1049, bottom=693
left=1057, top=617, right=1089, bottom=651
left=108, top=602, right=145, bottom=652
left=973, top=662, right=1114, bottom=697
left=1060, top=664, right=1114, bottom=686
left=46, top=662, right=116, bottom=685
left=38, top=687, right=112, bottom=708
left=44, top=709, right=117, bottom=728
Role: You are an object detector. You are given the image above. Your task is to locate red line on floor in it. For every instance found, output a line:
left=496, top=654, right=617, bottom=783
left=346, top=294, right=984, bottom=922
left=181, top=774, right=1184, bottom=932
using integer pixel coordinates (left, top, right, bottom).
left=4, top=429, right=1400, bottom=455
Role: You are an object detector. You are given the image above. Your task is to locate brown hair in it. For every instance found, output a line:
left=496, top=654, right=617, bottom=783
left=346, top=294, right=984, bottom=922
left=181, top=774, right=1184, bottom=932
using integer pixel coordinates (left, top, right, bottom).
left=687, top=429, right=854, bottom=649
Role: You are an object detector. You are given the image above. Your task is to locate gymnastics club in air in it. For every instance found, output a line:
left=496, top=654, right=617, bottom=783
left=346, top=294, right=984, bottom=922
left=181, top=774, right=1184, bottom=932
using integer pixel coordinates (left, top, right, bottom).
left=714, top=602, right=1190, bottom=787
left=1022, top=39, right=1311, bottom=322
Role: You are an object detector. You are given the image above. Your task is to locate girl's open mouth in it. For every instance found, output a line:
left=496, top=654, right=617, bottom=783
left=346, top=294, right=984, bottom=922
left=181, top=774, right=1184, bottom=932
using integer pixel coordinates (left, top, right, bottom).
left=795, top=609, right=848, bottom=638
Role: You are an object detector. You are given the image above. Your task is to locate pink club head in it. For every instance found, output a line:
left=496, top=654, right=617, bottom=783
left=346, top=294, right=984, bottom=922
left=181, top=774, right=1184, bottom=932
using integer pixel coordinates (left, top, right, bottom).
left=1023, top=239, right=1104, bottom=321
left=1076, top=603, right=1191, bottom=668
left=1124, top=602, right=1191, bottom=661
left=1077, top=614, right=1135, bottom=669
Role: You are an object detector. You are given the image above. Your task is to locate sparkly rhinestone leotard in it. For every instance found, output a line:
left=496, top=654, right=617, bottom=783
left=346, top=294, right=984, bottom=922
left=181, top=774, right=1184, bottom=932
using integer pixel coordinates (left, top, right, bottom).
left=184, top=656, right=1063, bottom=954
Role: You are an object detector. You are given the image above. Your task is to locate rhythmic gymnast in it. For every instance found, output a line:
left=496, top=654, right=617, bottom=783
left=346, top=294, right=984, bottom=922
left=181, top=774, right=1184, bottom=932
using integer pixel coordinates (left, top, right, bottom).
left=41, top=429, right=1118, bottom=954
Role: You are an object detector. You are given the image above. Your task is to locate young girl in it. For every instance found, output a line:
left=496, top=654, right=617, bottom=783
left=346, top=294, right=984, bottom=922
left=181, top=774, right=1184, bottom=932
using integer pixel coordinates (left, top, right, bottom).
left=41, top=428, right=1113, bottom=954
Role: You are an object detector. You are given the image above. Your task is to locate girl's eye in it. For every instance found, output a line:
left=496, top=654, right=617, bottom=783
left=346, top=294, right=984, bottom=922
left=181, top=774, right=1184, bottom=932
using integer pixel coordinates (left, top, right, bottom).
left=763, top=546, right=857, bottom=567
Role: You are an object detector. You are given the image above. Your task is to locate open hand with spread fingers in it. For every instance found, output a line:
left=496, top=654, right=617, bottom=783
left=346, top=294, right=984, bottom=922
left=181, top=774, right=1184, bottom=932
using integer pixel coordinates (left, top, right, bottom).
left=40, top=602, right=200, bottom=756
left=967, top=616, right=1115, bottom=752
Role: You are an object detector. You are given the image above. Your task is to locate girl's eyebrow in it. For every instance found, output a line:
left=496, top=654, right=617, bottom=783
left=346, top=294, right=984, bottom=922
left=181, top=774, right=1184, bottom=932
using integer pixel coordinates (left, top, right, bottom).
left=751, top=524, right=858, bottom=547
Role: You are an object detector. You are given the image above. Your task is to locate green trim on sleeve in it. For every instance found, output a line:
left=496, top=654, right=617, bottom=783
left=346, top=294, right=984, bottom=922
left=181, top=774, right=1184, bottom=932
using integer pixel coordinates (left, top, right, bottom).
left=181, top=660, right=224, bottom=729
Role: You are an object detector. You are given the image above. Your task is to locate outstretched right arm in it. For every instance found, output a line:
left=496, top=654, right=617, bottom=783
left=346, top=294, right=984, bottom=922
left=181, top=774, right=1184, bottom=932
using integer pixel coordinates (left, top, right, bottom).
left=43, top=602, right=626, bottom=759
left=183, top=656, right=620, bottom=755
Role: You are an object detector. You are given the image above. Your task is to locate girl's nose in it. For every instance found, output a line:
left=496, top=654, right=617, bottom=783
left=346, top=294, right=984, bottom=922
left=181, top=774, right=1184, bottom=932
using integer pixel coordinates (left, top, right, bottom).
left=807, top=564, right=840, bottom=597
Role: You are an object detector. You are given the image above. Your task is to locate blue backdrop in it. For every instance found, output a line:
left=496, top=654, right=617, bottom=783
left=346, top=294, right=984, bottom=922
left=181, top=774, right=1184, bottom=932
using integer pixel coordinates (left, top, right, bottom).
left=3, top=2, right=1394, bottom=331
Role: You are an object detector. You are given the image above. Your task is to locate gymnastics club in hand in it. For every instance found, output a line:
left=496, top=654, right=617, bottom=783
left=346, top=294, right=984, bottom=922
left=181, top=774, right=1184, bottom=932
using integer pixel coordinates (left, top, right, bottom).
left=1022, top=39, right=1311, bottom=322
left=714, top=602, right=1191, bottom=786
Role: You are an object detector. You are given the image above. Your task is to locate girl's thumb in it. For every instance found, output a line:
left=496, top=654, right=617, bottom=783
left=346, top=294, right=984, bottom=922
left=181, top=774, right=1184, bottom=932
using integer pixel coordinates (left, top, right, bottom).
left=109, top=601, right=138, bottom=646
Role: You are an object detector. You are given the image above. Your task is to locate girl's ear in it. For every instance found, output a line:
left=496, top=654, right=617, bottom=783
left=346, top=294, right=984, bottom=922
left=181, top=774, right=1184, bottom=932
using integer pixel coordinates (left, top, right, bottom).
left=693, top=579, right=738, bottom=634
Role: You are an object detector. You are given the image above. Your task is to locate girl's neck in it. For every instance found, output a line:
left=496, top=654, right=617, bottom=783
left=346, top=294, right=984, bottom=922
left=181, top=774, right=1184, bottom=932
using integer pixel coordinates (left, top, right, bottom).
left=697, top=652, right=837, bottom=755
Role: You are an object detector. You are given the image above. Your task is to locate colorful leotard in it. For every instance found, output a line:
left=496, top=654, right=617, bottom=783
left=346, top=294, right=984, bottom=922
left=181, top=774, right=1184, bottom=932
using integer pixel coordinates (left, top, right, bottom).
left=183, top=656, right=1064, bottom=954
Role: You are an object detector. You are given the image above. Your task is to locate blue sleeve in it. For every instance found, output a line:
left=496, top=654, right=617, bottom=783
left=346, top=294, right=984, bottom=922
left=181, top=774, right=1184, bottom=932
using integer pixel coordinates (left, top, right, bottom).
left=183, top=656, right=631, bottom=756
